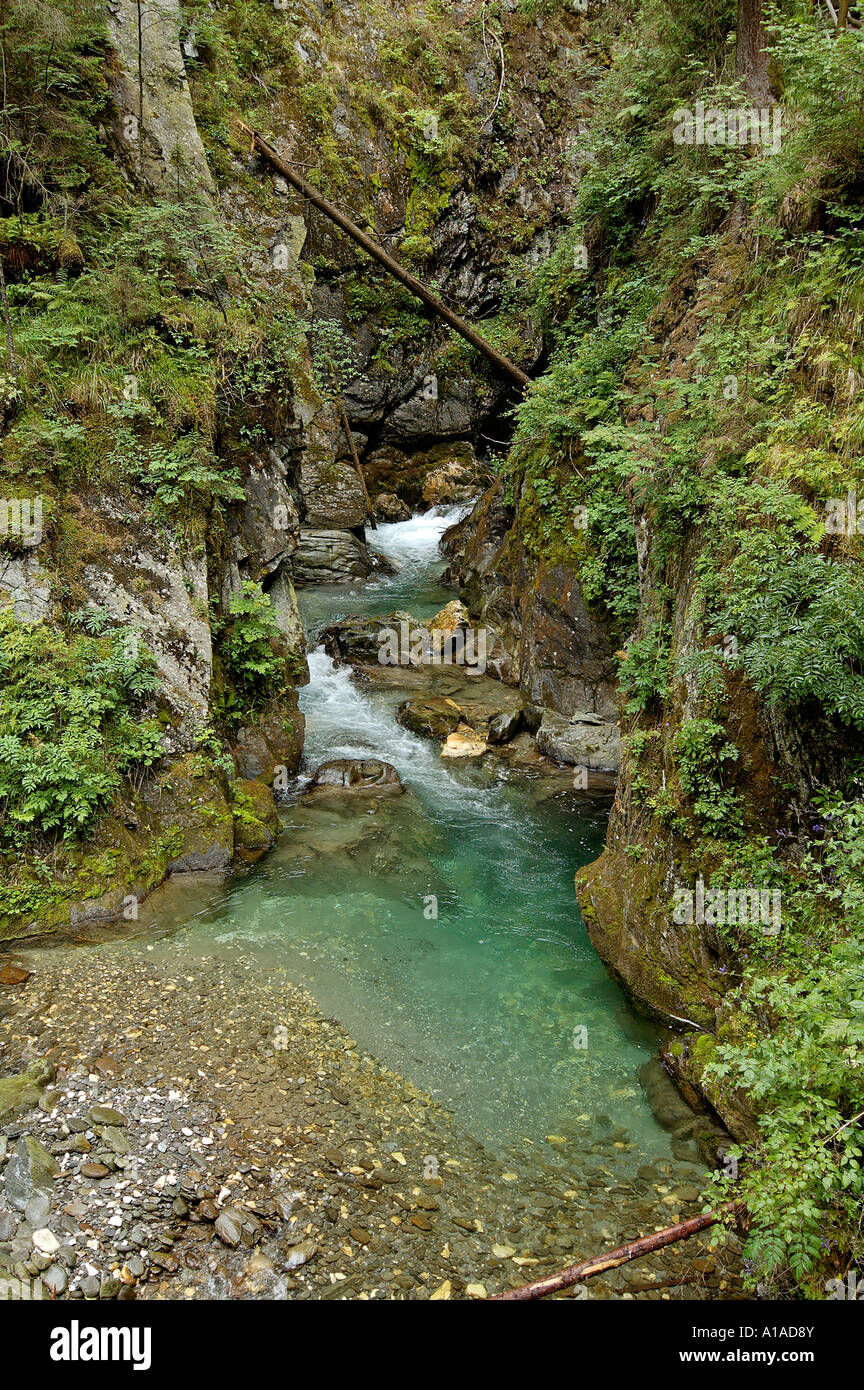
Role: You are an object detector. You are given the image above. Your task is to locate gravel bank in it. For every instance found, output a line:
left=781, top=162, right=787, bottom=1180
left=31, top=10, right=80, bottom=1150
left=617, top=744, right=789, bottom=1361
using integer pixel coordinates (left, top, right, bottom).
left=0, top=940, right=745, bottom=1300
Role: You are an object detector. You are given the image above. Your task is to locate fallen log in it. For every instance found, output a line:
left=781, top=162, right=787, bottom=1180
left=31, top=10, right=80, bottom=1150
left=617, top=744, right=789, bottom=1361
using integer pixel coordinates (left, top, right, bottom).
left=491, top=1202, right=744, bottom=1301
left=237, top=121, right=531, bottom=391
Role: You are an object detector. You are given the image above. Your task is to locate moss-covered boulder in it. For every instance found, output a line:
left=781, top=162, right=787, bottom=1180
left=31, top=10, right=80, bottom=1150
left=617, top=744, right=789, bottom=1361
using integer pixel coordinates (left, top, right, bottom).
left=575, top=832, right=728, bottom=1034
left=0, top=1059, right=54, bottom=1122
left=664, top=1027, right=760, bottom=1146
left=232, top=779, right=282, bottom=863
left=396, top=697, right=462, bottom=741
left=0, top=754, right=234, bottom=943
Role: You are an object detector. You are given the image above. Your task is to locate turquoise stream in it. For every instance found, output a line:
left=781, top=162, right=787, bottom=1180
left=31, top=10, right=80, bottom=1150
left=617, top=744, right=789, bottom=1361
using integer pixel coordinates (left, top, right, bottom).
left=139, top=506, right=676, bottom=1164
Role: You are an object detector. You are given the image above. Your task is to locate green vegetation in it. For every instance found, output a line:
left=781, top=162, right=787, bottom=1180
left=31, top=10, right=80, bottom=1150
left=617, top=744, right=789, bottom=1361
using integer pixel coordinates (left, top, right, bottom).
left=223, top=579, right=294, bottom=709
left=0, top=608, right=162, bottom=844
left=509, top=0, right=864, bottom=1291
left=705, top=792, right=864, bottom=1290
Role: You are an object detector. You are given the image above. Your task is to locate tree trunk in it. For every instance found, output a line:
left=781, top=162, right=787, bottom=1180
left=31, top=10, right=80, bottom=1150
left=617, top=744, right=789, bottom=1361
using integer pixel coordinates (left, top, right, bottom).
left=736, top=0, right=771, bottom=103
left=238, top=122, right=531, bottom=392
left=838, top=0, right=852, bottom=28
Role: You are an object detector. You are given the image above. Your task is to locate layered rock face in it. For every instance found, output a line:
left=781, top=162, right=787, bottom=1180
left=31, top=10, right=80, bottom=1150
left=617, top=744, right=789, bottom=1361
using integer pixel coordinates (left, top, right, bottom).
left=442, top=482, right=620, bottom=716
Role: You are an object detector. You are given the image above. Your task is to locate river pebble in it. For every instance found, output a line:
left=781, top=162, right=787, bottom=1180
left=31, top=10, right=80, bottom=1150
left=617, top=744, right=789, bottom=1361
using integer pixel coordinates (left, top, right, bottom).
left=0, top=942, right=745, bottom=1300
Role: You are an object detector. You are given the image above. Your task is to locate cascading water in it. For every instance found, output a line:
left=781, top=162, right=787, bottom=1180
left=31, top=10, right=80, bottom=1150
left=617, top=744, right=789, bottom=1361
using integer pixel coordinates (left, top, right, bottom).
left=165, top=505, right=678, bottom=1162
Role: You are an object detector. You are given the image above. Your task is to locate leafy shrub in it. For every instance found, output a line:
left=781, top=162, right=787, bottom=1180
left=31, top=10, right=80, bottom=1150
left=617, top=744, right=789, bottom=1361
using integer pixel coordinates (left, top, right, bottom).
left=704, top=796, right=864, bottom=1290
left=0, top=610, right=162, bottom=844
left=225, top=581, right=287, bottom=704
left=619, top=625, right=671, bottom=714
left=674, top=717, right=742, bottom=836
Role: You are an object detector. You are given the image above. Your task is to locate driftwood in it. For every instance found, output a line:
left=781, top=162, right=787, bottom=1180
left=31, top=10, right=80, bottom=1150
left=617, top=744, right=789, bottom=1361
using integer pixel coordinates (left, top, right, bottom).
left=237, top=121, right=531, bottom=391
left=491, top=1203, right=744, bottom=1301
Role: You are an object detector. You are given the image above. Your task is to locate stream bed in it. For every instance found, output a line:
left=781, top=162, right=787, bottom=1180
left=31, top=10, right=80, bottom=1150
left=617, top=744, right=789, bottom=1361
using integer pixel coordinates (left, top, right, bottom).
left=0, top=506, right=746, bottom=1299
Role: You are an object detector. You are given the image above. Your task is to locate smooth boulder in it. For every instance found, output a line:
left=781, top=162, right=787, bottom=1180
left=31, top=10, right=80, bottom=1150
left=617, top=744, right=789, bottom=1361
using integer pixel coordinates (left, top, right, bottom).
left=396, top=698, right=462, bottom=741
left=536, top=710, right=621, bottom=773
left=306, top=760, right=404, bottom=798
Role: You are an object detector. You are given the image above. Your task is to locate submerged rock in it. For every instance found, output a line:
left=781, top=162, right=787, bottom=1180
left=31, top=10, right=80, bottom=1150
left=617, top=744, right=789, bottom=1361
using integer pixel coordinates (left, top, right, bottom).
left=0, top=1059, right=53, bottom=1122
left=0, top=964, right=31, bottom=986
left=306, top=760, right=404, bottom=797
left=4, top=1135, right=60, bottom=1211
left=536, top=710, right=621, bottom=773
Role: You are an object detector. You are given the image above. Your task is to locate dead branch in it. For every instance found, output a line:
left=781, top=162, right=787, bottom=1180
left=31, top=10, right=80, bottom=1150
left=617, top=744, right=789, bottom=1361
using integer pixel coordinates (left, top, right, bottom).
left=491, top=1202, right=744, bottom=1301
left=480, top=4, right=506, bottom=133
left=337, top=399, right=376, bottom=530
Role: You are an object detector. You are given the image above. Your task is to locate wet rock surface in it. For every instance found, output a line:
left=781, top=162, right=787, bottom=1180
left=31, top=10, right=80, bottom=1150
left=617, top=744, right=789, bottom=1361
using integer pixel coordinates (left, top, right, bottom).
left=372, top=494, right=411, bottom=524
left=0, top=947, right=745, bottom=1301
left=442, top=484, right=620, bottom=711
left=307, top=760, right=405, bottom=798
left=537, top=711, right=623, bottom=774
left=292, top=531, right=394, bottom=585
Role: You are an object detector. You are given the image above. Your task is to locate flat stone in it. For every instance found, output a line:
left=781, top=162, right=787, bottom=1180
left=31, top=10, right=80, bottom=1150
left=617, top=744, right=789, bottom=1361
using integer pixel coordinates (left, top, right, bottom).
left=79, top=1163, right=110, bottom=1179
left=215, top=1209, right=243, bottom=1247
left=675, top=1184, right=702, bottom=1203
left=96, top=1125, right=130, bottom=1155
left=0, top=965, right=31, bottom=985
left=89, top=1106, right=127, bottom=1127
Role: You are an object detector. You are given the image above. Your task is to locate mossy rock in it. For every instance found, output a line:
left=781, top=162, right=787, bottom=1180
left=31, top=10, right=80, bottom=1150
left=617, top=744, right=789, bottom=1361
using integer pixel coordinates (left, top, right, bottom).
left=150, top=754, right=234, bottom=874
left=232, top=779, right=281, bottom=863
left=234, top=779, right=281, bottom=833
left=663, top=1033, right=758, bottom=1145
left=396, top=697, right=462, bottom=741
left=0, top=754, right=234, bottom=943
left=0, top=1059, right=54, bottom=1122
